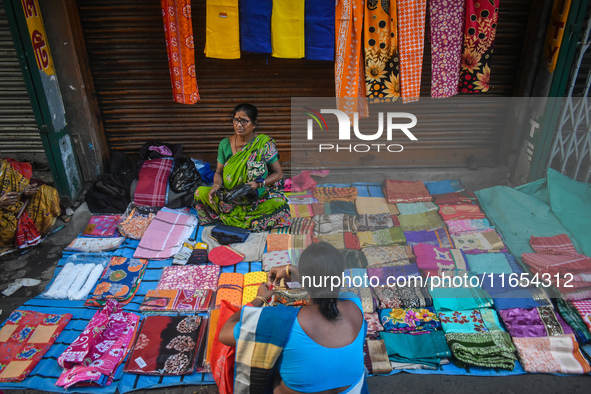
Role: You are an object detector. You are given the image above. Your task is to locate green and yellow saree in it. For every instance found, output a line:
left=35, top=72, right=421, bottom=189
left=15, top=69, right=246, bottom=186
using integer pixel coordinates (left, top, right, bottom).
left=194, top=134, right=290, bottom=231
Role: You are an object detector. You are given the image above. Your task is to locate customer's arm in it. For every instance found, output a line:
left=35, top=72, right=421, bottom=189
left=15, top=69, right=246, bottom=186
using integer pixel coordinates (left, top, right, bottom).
left=219, top=284, right=274, bottom=346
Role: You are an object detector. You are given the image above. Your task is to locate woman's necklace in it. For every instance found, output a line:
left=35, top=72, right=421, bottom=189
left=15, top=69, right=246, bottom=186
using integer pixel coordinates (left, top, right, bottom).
left=232, top=133, right=255, bottom=153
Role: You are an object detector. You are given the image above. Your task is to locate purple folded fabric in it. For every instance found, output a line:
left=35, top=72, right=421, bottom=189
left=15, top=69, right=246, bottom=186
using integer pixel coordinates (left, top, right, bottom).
left=499, top=306, right=573, bottom=338
left=404, top=227, right=453, bottom=248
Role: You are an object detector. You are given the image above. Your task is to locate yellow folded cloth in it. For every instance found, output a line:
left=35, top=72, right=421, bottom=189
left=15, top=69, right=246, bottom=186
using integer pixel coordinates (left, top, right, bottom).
left=205, top=0, right=240, bottom=59
left=271, top=0, right=305, bottom=58
left=242, top=271, right=268, bottom=305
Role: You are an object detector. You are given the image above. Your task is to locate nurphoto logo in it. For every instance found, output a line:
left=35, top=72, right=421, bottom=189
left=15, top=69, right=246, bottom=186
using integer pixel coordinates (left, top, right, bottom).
left=304, top=108, right=418, bottom=153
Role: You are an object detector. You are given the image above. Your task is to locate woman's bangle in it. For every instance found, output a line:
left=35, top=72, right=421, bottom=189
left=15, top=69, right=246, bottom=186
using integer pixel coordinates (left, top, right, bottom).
left=285, top=264, right=291, bottom=277
left=255, top=295, right=269, bottom=306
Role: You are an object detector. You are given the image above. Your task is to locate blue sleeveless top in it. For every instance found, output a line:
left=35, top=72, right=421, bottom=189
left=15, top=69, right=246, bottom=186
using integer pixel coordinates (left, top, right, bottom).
left=277, top=292, right=366, bottom=392
left=233, top=292, right=366, bottom=392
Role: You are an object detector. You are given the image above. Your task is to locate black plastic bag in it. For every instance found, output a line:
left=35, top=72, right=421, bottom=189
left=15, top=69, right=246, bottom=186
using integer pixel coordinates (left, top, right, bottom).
left=220, top=183, right=258, bottom=206
left=170, top=158, right=202, bottom=193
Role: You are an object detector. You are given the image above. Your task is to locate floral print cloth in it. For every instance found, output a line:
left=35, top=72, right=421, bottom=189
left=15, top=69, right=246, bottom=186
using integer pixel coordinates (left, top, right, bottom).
left=439, top=308, right=504, bottom=334
left=512, top=334, right=591, bottom=374
left=364, top=0, right=399, bottom=103
left=140, top=289, right=213, bottom=313
left=157, top=265, right=220, bottom=291
left=86, top=256, right=149, bottom=306
left=458, top=0, right=500, bottom=93
left=380, top=307, right=440, bottom=333
left=0, top=310, right=71, bottom=382
left=429, top=0, right=464, bottom=98
left=117, top=207, right=157, bottom=240
left=125, top=315, right=204, bottom=375
left=373, top=284, right=432, bottom=310
left=81, top=215, right=122, bottom=237
left=57, top=300, right=138, bottom=387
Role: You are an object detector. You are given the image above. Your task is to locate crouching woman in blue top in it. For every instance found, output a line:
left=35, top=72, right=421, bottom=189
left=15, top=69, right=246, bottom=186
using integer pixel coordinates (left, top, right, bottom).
left=219, top=242, right=368, bottom=394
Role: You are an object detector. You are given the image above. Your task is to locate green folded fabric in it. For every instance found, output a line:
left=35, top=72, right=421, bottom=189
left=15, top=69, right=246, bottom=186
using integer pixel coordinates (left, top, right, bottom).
left=445, top=331, right=517, bottom=370
left=380, top=331, right=451, bottom=368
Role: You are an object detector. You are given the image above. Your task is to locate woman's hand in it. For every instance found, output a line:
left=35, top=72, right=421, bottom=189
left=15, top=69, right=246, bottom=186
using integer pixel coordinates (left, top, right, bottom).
left=208, top=184, right=221, bottom=204
left=247, top=180, right=259, bottom=190
left=24, top=183, right=38, bottom=197
left=268, top=265, right=291, bottom=286
left=0, top=191, right=19, bottom=208
left=256, top=282, right=274, bottom=301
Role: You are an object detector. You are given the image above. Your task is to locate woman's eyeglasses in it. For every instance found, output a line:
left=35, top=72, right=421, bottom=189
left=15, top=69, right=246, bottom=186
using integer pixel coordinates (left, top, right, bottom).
left=233, top=118, right=251, bottom=126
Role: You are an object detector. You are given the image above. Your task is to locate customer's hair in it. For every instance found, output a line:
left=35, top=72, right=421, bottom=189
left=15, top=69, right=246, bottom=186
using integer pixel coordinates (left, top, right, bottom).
left=298, top=242, right=345, bottom=320
left=232, top=103, right=258, bottom=123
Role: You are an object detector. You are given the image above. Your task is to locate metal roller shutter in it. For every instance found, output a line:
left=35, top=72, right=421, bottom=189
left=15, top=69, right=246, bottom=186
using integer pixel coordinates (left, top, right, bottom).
left=0, top=2, right=45, bottom=164
left=76, top=0, right=533, bottom=168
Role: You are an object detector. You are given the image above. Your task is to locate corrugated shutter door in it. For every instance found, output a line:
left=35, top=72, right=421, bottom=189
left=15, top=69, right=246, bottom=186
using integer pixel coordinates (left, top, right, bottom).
left=0, top=2, right=45, bottom=163
left=77, top=0, right=532, bottom=168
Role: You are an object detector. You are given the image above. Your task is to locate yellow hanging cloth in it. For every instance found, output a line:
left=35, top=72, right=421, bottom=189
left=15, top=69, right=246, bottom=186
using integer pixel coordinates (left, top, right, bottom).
left=205, top=0, right=241, bottom=59
left=271, top=0, right=305, bottom=59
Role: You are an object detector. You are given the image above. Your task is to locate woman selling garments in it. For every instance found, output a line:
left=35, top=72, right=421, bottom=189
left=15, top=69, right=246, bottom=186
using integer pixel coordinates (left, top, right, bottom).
left=0, top=157, right=60, bottom=248
left=219, top=242, right=368, bottom=393
left=194, top=103, right=290, bottom=232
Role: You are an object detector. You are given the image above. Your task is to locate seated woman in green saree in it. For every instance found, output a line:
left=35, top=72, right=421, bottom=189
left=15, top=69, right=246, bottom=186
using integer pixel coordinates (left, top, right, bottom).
left=194, top=104, right=290, bottom=231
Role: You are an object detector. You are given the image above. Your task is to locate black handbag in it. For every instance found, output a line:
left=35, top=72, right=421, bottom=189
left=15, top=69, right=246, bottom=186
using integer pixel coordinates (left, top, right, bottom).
left=220, top=183, right=259, bottom=206
left=211, top=224, right=250, bottom=245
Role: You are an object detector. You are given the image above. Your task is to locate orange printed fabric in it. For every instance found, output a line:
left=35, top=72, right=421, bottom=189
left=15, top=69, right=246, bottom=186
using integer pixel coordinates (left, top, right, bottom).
left=397, top=0, right=427, bottom=103
left=335, top=0, right=368, bottom=117
left=383, top=180, right=432, bottom=204
left=215, top=272, right=244, bottom=307
left=364, top=0, right=399, bottom=103
left=241, top=271, right=268, bottom=305
left=266, top=233, right=291, bottom=252
left=438, top=204, right=485, bottom=221
left=161, top=0, right=199, bottom=104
